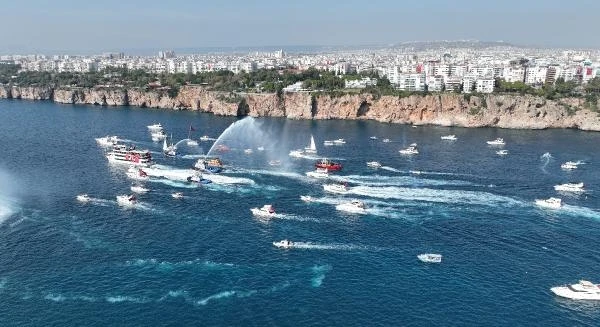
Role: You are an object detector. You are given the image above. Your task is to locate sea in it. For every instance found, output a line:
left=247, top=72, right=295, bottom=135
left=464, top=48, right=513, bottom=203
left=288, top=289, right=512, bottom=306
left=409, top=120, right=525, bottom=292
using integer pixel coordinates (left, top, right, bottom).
left=0, top=99, right=600, bottom=326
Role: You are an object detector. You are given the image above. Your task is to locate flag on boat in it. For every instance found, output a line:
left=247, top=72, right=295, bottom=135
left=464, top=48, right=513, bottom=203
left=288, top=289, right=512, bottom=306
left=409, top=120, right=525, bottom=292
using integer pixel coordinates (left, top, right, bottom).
left=190, top=125, right=196, bottom=131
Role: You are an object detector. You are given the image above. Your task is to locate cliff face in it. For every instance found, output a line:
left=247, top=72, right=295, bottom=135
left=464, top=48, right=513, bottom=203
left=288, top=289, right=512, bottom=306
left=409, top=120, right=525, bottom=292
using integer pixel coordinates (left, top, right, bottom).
left=1, top=84, right=600, bottom=131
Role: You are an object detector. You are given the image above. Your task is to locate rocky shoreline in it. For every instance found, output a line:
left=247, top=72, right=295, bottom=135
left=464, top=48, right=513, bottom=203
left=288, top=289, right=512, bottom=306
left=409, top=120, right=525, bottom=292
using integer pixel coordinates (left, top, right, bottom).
left=1, top=84, right=599, bottom=131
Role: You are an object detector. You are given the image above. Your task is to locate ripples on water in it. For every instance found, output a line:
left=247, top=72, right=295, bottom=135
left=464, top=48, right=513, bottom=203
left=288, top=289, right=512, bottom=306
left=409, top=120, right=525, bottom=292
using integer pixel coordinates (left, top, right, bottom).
left=0, top=100, right=600, bottom=326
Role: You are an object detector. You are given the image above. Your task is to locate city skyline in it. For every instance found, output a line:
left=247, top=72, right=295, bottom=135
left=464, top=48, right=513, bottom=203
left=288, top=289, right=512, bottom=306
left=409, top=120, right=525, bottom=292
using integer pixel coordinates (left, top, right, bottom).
left=3, top=0, right=600, bottom=54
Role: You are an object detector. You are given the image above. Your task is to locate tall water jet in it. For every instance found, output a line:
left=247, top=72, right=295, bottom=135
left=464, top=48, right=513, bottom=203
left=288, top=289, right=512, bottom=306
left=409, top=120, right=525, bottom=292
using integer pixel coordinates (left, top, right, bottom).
left=0, top=167, right=19, bottom=224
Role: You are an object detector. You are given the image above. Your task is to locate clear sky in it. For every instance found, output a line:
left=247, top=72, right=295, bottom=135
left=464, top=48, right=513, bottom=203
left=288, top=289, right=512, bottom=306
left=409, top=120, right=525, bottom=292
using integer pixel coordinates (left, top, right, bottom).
left=3, top=0, right=598, bottom=54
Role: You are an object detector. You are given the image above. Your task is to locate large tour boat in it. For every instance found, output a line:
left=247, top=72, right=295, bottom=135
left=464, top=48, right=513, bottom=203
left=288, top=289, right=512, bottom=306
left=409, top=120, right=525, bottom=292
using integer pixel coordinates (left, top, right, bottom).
left=194, top=157, right=224, bottom=173
left=106, top=144, right=152, bottom=167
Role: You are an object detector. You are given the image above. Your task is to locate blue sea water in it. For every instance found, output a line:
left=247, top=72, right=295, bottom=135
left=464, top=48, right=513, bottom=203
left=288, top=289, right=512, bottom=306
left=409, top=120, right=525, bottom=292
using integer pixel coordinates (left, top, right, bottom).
left=0, top=99, right=600, bottom=326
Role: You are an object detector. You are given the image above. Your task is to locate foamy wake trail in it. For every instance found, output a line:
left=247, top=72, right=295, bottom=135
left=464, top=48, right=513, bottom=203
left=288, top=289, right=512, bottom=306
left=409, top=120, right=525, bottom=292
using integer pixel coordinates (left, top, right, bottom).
left=204, top=174, right=255, bottom=185
left=196, top=291, right=237, bottom=305
left=231, top=168, right=306, bottom=182
left=125, top=258, right=235, bottom=270
left=329, top=174, right=472, bottom=187
left=561, top=205, right=600, bottom=220
left=87, top=198, right=114, bottom=207
left=380, top=166, right=400, bottom=172
left=285, top=242, right=373, bottom=251
left=311, top=264, right=332, bottom=287
left=349, top=185, right=523, bottom=208
left=144, top=166, right=193, bottom=181
left=181, top=154, right=205, bottom=160
left=270, top=213, right=322, bottom=223
left=150, top=179, right=199, bottom=189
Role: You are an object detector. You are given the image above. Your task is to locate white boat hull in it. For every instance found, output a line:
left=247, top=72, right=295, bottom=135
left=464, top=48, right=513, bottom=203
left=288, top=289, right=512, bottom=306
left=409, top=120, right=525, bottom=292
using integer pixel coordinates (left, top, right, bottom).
left=116, top=196, right=136, bottom=207
left=130, top=186, right=149, bottom=193
left=323, top=184, right=349, bottom=194
left=335, top=203, right=366, bottom=214
left=250, top=208, right=276, bottom=218
left=306, top=171, right=329, bottom=179
left=535, top=199, right=562, bottom=209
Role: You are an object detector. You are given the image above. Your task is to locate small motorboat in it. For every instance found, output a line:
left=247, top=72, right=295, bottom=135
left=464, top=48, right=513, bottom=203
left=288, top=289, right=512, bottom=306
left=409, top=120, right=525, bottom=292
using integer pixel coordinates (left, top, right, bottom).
left=273, top=239, right=293, bottom=249
left=171, top=192, right=184, bottom=199
left=250, top=204, right=276, bottom=218
left=147, top=123, right=163, bottom=131
left=366, top=161, right=382, bottom=168
left=535, top=197, right=562, bottom=209
left=289, top=149, right=304, bottom=158
left=300, top=195, right=315, bottom=202
left=561, top=161, right=579, bottom=170
left=268, top=160, right=282, bottom=166
left=399, top=144, right=419, bottom=155
left=315, top=158, right=343, bottom=171
left=244, top=148, right=253, bottom=154
left=336, top=200, right=367, bottom=214
left=417, top=253, right=442, bottom=263
left=95, top=135, right=119, bottom=147
left=486, top=138, right=505, bottom=146
left=305, top=168, right=329, bottom=179
left=186, top=172, right=212, bottom=184
left=409, top=170, right=423, bottom=175
left=257, top=146, right=265, bottom=151
left=440, top=135, right=457, bottom=141
left=126, top=167, right=149, bottom=180
left=333, top=138, right=346, bottom=145
left=199, top=135, right=212, bottom=142
left=323, top=182, right=350, bottom=194
left=76, top=194, right=91, bottom=202
left=551, top=280, right=600, bottom=300
left=382, top=138, right=391, bottom=143
left=496, top=150, right=509, bottom=156
left=186, top=139, right=199, bottom=146
left=323, top=140, right=334, bottom=146
left=130, top=185, right=149, bottom=193
left=554, top=182, right=585, bottom=193
left=116, top=194, right=137, bottom=207
left=370, top=136, right=378, bottom=140
left=151, top=130, right=167, bottom=142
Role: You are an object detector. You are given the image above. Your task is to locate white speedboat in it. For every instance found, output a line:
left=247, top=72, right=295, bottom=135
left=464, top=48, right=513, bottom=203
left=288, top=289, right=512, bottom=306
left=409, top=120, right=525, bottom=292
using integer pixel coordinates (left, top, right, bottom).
left=244, top=148, right=253, bottom=154
left=304, top=135, right=317, bottom=154
left=116, top=194, right=137, bottom=207
left=151, top=130, right=167, bottom=142
left=333, top=138, right=346, bottom=145
left=554, top=183, right=585, bottom=193
left=323, top=140, right=334, bottom=146
left=273, top=239, right=293, bottom=249
left=126, top=167, right=149, bottom=180
left=440, top=135, right=457, bottom=141
left=268, top=160, right=282, bottom=166
left=171, top=192, right=184, bottom=199
left=366, top=161, right=382, bottom=168
left=561, top=161, right=579, bottom=170
left=95, top=135, right=119, bottom=147
left=382, top=138, right=391, bottom=143
left=199, top=135, right=212, bottom=142
left=186, top=139, right=199, bottom=146
left=487, top=138, right=505, bottom=146
left=399, top=144, right=419, bottom=155
left=409, top=170, right=423, bottom=175
left=496, top=150, right=509, bottom=156
left=370, top=136, right=378, bottom=140
left=250, top=204, right=276, bottom=218
left=417, top=253, right=442, bottom=263
left=76, top=194, right=91, bottom=202
left=551, top=280, right=600, bottom=300
left=130, top=185, right=149, bottom=193
left=289, top=149, right=304, bottom=158
left=336, top=200, right=367, bottom=214
left=323, top=183, right=350, bottom=194
left=147, top=123, right=163, bottom=131
left=257, top=146, right=265, bottom=151
left=300, top=195, right=315, bottom=202
left=305, top=168, right=329, bottom=179
left=535, top=197, right=562, bottom=209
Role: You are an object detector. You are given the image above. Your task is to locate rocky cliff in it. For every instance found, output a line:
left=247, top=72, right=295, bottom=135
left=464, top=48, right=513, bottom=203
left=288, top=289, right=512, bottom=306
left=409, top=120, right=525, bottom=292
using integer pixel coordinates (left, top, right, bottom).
left=1, top=84, right=599, bottom=131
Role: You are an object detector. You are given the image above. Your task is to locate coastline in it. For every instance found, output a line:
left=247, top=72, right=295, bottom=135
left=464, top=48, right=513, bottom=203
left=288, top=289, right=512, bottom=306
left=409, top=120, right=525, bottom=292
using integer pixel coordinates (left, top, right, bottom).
left=1, top=84, right=599, bottom=131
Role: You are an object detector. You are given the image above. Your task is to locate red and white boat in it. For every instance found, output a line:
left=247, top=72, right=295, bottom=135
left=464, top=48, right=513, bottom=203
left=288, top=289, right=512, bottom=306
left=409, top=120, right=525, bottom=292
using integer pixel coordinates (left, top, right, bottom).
left=315, top=158, right=342, bottom=171
left=106, top=144, right=152, bottom=167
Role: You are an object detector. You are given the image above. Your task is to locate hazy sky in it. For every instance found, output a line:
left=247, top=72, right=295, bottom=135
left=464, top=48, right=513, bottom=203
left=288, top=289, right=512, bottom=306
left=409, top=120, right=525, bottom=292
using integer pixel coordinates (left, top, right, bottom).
left=3, top=0, right=598, bottom=54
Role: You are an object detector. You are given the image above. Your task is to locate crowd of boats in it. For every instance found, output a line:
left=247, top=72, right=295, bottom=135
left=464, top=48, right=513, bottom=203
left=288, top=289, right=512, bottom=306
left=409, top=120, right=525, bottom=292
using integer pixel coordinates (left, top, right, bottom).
left=93, top=124, right=596, bottom=301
